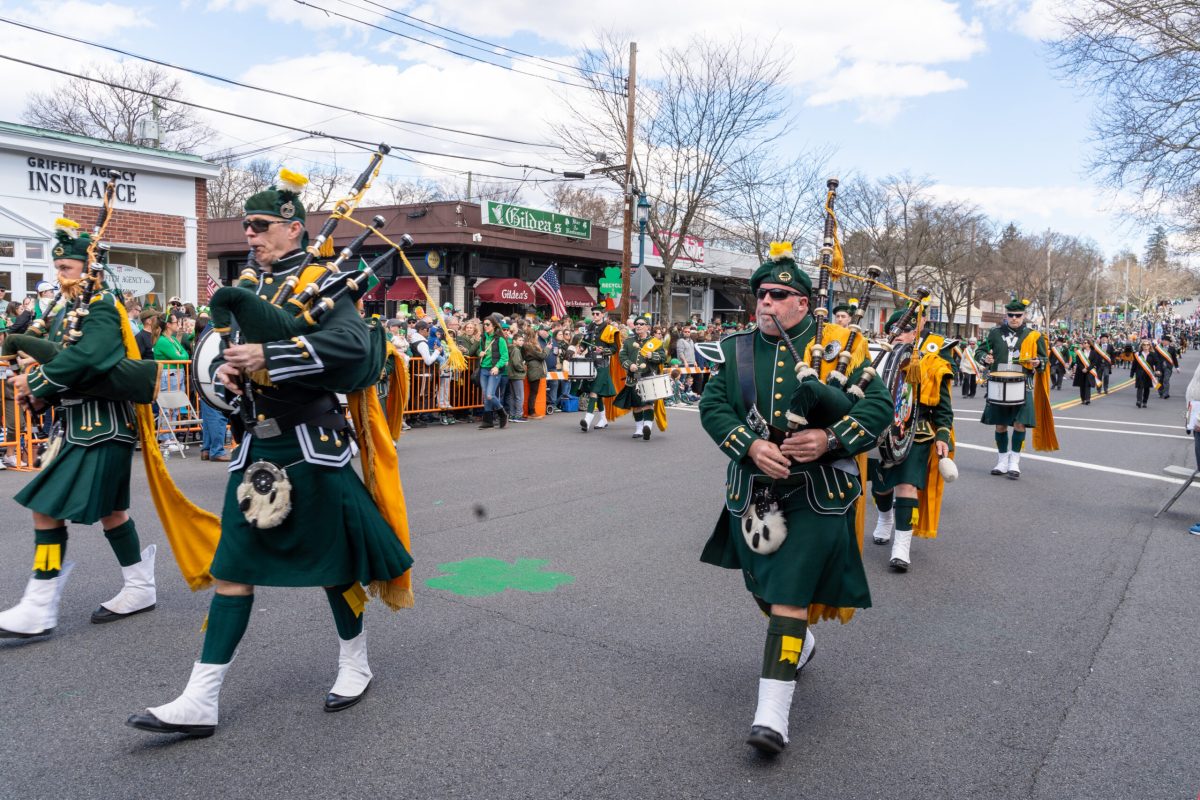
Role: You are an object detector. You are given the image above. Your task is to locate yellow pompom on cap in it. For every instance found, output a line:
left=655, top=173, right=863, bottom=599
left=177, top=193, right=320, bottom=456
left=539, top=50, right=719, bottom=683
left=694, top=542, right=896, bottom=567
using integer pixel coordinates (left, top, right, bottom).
left=768, top=241, right=794, bottom=262
left=54, top=217, right=81, bottom=235
left=277, top=168, right=309, bottom=194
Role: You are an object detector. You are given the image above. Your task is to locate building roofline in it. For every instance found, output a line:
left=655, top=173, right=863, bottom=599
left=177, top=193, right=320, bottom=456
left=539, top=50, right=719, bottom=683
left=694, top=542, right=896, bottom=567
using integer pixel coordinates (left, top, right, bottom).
left=0, top=120, right=220, bottom=178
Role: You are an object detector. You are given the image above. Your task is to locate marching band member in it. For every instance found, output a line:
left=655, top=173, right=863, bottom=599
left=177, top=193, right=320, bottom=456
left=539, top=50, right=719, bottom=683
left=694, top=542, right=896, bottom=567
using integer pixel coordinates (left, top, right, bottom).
left=579, top=305, right=619, bottom=433
left=1072, top=340, right=1100, bottom=405
left=872, top=310, right=955, bottom=572
left=975, top=298, right=1056, bottom=479
left=613, top=315, right=665, bottom=440
left=0, top=219, right=158, bottom=638
left=128, top=171, right=413, bottom=737
left=1155, top=334, right=1180, bottom=399
left=831, top=300, right=855, bottom=327
left=698, top=244, right=892, bottom=757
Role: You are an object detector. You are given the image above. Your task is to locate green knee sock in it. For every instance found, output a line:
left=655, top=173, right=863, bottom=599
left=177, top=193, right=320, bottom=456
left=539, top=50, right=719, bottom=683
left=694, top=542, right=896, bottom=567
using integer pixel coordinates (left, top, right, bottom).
left=200, top=593, right=254, bottom=665
left=895, top=497, right=918, bottom=533
left=761, top=615, right=808, bottom=681
left=586, top=396, right=597, bottom=413
left=325, top=583, right=365, bottom=641
left=995, top=431, right=1009, bottom=453
left=33, top=527, right=68, bottom=580
left=103, top=519, right=142, bottom=567
left=1011, top=430, right=1026, bottom=453
left=874, top=491, right=894, bottom=512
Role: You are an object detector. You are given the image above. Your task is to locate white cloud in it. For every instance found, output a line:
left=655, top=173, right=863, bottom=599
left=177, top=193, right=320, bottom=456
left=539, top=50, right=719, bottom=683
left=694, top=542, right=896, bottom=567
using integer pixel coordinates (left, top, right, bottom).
left=975, top=0, right=1078, bottom=41
left=807, top=63, right=968, bottom=122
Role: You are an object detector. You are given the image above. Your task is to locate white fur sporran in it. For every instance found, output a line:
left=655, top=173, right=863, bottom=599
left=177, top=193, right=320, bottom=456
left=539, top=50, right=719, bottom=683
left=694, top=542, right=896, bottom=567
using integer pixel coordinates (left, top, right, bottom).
left=237, top=461, right=293, bottom=529
left=740, top=488, right=787, bottom=555
left=938, top=455, right=959, bottom=483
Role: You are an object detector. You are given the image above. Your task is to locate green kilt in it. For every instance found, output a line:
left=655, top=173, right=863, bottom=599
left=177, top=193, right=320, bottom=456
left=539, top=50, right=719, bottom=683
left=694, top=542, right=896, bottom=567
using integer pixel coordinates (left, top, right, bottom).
left=582, top=362, right=616, bottom=397
left=701, top=487, right=871, bottom=610
left=210, top=435, right=413, bottom=587
left=876, top=439, right=931, bottom=491
left=15, top=440, right=132, bottom=524
left=613, top=381, right=644, bottom=409
left=980, top=395, right=1036, bottom=426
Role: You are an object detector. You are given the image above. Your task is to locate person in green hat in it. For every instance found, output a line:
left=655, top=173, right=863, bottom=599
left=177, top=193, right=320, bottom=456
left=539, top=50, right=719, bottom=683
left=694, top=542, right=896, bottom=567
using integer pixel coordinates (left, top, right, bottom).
left=613, top=315, right=666, bottom=440
left=127, top=168, right=414, bottom=738
left=578, top=305, right=619, bottom=432
left=0, top=218, right=159, bottom=639
left=697, top=241, right=893, bottom=757
left=867, top=309, right=956, bottom=571
left=831, top=301, right=857, bottom=327
left=974, top=297, right=1047, bottom=478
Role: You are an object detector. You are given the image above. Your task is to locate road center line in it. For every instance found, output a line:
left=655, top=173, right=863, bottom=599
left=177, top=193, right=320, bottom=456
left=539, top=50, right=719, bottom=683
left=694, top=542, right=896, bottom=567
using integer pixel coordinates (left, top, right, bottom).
left=954, top=441, right=1195, bottom=486
left=955, top=409, right=1183, bottom=430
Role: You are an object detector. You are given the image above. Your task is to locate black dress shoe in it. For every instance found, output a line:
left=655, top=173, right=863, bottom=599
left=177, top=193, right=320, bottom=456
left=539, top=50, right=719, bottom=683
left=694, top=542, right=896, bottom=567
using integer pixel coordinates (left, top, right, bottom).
left=91, top=603, right=156, bottom=624
left=889, top=558, right=909, bottom=572
left=746, top=725, right=786, bottom=756
left=642, top=426, right=651, bottom=441
left=125, top=711, right=215, bottom=738
left=324, top=681, right=370, bottom=712
left=580, top=419, right=589, bottom=433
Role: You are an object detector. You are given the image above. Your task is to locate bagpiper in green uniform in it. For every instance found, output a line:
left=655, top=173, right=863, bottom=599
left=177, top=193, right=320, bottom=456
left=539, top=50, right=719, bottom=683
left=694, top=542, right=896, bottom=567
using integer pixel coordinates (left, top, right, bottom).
left=975, top=298, right=1047, bottom=479
left=698, top=245, right=892, bottom=756
left=869, top=310, right=955, bottom=572
left=0, top=218, right=159, bottom=638
left=613, top=315, right=666, bottom=440
left=579, top=305, right=619, bottom=433
left=128, top=169, right=413, bottom=738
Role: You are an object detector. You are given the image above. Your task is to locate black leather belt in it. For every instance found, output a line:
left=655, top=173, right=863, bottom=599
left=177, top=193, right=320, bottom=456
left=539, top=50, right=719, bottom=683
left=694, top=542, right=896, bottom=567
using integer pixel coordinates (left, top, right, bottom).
left=247, top=397, right=347, bottom=439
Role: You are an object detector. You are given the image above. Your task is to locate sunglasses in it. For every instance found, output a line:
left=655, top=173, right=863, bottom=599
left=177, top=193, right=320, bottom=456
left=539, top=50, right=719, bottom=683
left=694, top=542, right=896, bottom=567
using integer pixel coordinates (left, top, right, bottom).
left=241, top=218, right=289, bottom=233
left=755, top=288, right=803, bottom=301
left=1006, top=313, right=1024, bottom=318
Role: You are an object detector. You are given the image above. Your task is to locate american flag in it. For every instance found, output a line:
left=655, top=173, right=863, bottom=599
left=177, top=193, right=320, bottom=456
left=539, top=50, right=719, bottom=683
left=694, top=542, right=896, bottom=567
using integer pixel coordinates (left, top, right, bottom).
left=205, top=272, right=221, bottom=300
left=533, top=264, right=567, bottom=319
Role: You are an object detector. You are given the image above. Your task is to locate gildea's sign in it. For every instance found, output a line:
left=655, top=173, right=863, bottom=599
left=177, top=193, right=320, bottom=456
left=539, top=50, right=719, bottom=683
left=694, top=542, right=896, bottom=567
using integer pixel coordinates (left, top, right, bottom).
left=483, top=201, right=591, bottom=240
left=26, top=157, right=138, bottom=203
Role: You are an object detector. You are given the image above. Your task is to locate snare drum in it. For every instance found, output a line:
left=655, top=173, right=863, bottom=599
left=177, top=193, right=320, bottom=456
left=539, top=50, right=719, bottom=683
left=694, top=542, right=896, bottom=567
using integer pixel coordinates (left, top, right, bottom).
left=986, top=365, right=1027, bottom=406
left=191, top=327, right=233, bottom=412
left=635, top=373, right=672, bottom=402
left=566, top=358, right=597, bottom=380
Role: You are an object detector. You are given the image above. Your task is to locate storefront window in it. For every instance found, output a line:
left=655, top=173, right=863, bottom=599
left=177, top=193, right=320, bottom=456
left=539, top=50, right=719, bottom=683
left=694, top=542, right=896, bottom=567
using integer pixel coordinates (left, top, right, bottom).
left=109, top=249, right=179, bottom=301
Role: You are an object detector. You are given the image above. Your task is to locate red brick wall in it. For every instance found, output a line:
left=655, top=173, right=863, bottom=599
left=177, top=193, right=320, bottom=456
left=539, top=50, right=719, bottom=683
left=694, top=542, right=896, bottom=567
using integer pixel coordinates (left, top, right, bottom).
left=194, top=178, right=208, bottom=284
left=62, top=202, right=184, bottom=249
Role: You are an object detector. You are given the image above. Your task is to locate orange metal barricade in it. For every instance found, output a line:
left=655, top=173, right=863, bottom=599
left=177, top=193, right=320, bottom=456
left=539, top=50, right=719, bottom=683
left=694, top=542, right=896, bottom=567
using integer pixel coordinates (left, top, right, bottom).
left=403, top=356, right=483, bottom=415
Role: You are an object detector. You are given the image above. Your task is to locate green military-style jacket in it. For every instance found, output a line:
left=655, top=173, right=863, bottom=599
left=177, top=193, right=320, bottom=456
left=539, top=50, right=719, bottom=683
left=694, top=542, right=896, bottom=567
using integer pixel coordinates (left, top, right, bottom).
left=618, top=333, right=666, bottom=379
left=220, top=250, right=381, bottom=469
left=26, top=289, right=138, bottom=446
left=699, top=316, right=893, bottom=516
left=975, top=322, right=1048, bottom=371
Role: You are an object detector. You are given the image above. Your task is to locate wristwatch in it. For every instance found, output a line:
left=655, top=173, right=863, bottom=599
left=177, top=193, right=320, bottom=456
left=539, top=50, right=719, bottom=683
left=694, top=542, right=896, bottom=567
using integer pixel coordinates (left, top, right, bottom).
left=823, top=428, right=840, bottom=454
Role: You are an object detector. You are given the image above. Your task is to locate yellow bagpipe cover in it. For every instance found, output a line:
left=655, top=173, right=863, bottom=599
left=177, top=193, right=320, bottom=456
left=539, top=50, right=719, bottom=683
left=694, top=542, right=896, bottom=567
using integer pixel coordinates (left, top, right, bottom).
left=116, top=303, right=221, bottom=591
left=601, top=325, right=627, bottom=422
left=348, top=388, right=414, bottom=610
left=385, top=342, right=408, bottom=442
left=816, top=323, right=870, bottom=381
left=1019, top=331, right=1058, bottom=451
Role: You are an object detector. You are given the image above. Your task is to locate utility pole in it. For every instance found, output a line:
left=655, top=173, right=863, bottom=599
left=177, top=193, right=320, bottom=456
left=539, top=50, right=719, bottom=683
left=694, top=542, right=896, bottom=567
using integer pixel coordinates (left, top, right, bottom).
left=465, top=171, right=472, bottom=203
left=619, top=42, right=637, bottom=321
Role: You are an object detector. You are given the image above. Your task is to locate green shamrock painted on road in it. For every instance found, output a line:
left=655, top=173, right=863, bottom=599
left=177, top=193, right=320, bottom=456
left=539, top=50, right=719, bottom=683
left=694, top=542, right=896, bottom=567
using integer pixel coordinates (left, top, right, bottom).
left=425, top=558, right=575, bottom=597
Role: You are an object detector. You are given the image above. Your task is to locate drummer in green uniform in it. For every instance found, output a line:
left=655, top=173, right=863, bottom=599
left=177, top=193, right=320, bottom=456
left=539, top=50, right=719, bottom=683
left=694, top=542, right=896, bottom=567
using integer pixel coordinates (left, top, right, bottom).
left=128, top=169, right=413, bottom=738
left=0, top=218, right=159, bottom=638
left=698, top=243, right=893, bottom=757
left=579, top=305, right=618, bottom=433
left=613, top=314, right=666, bottom=440
left=871, top=309, right=955, bottom=572
left=975, top=298, right=1047, bottom=479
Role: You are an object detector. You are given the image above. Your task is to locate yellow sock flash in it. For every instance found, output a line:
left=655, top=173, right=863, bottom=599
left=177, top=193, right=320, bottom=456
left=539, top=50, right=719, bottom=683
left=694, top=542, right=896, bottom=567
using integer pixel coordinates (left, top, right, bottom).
left=779, top=635, right=803, bottom=665
left=32, top=544, right=62, bottom=572
left=343, top=583, right=368, bottom=618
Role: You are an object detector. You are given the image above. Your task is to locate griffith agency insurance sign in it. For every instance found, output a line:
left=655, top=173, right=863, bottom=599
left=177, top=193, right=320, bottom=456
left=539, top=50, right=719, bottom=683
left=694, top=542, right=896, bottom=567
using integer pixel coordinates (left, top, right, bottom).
left=483, top=201, right=591, bottom=241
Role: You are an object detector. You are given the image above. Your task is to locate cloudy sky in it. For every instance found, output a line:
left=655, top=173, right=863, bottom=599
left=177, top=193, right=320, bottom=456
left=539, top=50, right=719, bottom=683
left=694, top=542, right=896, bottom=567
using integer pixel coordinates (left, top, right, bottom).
left=0, top=0, right=1152, bottom=257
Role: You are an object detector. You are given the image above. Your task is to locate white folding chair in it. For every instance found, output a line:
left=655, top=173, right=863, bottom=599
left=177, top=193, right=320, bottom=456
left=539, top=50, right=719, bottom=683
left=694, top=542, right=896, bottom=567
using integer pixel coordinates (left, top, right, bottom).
left=157, top=389, right=199, bottom=459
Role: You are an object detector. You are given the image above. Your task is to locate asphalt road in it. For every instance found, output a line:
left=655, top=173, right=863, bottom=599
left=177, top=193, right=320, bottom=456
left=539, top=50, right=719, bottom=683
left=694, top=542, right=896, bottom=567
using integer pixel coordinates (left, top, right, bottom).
left=1, top=371, right=1198, bottom=800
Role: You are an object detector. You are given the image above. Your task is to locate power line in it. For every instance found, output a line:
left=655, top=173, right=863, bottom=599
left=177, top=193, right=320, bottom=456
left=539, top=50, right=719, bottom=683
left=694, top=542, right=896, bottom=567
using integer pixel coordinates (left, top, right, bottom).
left=292, top=0, right=623, bottom=96
left=0, top=16, right=566, bottom=151
left=349, top=0, right=612, bottom=79
left=1, top=54, right=588, bottom=176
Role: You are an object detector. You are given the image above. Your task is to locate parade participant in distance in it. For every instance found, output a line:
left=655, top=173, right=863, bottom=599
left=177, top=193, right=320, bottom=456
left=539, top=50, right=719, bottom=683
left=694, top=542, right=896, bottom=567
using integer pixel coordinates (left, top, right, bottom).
left=698, top=243, right=892, bottom=757
left=614, top=315, right=666, bottom=440
left=579, top=305, right=619, bottom=433
left=1155, top=334, right=1180, bottom=399
left=959, top=336, right=980, bottom=398
left=1133, top=338, right=1161, bottom=408
left=1049, top=335, right=1069, bottom=391
left=1072, top=339, right=1100, bottom=406
left=1094, top=332, right=1115, bottom=394
left=0, top=219, right=158, bottom=637
left=127, top=169, right=414, bottom=737
left=975, top=298, right=1055, bottom=479
left=871, top=309, right=955, bottom=572
left=831, top=300, right=856, bottom=327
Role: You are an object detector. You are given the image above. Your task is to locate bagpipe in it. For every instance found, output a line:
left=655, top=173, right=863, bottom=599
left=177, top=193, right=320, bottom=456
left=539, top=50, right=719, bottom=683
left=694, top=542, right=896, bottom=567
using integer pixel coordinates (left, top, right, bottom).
left=1, top=175, right=158, bottom=404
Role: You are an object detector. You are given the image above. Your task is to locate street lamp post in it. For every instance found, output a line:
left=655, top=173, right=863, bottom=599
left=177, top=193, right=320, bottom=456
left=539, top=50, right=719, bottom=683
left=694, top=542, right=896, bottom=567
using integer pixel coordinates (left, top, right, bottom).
left=636, top=191, right=650, bottom=318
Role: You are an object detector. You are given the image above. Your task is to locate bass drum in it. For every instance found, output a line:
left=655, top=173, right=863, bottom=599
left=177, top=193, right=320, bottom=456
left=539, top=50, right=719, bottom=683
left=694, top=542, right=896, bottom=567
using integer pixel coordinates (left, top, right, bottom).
left=877, top=341, right=917, bottom=468
left=191, top=327, right=234, bottom=412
